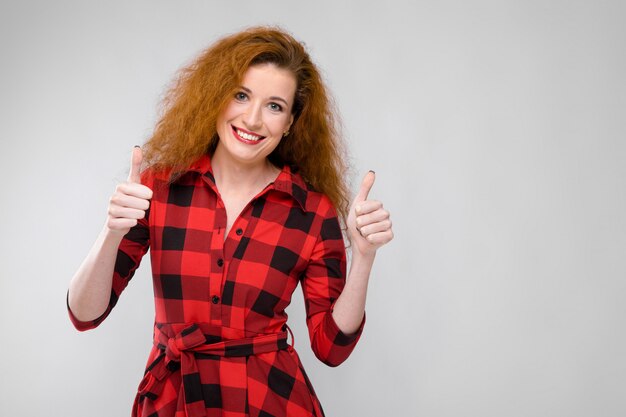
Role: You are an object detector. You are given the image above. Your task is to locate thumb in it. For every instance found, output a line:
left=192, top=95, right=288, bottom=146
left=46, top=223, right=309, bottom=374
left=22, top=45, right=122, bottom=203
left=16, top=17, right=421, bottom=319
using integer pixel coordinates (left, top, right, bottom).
left=353, top=170, right=375, bottom=204
left=128, top=146, right=143, bottom=183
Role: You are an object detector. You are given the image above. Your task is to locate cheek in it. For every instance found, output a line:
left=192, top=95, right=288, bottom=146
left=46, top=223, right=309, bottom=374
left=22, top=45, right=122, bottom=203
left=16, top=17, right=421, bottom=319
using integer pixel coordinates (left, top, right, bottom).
left=218, top=108, right=234, bottom=124
left=268, top=115, right=292, bottom=133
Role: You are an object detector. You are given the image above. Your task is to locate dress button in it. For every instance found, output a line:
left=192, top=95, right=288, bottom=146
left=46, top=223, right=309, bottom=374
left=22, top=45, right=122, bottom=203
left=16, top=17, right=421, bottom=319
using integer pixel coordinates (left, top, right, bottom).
left=217, top=258, right=224, bottom=267
left=212, top=295, right=220, bottom=304
left=236, top=228, right=243, bottom=236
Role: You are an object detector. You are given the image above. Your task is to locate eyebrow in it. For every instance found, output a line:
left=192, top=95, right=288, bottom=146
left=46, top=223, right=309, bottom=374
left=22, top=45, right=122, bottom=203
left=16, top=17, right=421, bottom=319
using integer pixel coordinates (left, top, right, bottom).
left=239, top=86, right=290, bottom=107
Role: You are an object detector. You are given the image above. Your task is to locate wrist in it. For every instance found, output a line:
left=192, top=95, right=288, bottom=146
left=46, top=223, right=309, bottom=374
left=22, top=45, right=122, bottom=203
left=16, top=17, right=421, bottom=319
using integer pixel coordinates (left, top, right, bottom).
left=350, top=246, right=377, bottom=264
left=101, top=223, right=127, bottom=243
left=348, top=250, right=376, bottom=280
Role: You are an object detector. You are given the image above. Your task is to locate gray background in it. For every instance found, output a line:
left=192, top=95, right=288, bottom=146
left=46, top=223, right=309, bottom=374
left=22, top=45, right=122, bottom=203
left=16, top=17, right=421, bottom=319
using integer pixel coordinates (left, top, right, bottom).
left=1, top=1, right=625, bottom=416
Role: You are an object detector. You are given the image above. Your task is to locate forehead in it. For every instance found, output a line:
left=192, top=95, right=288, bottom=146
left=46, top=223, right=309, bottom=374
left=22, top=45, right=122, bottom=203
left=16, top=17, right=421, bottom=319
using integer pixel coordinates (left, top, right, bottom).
left=240, top=64, right=297, bottom=100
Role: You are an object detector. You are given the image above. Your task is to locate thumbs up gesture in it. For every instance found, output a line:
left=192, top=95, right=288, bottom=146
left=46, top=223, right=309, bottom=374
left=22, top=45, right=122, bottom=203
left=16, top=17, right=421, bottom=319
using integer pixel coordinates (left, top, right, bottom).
left=106, top=146, right=153, bottom=236
left=347, top=171, right=394, bottom=256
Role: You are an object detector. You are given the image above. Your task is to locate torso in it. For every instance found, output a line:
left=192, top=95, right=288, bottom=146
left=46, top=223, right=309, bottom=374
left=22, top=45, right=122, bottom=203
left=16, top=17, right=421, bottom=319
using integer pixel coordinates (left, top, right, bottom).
left=128, top=156, right=350, bottom=417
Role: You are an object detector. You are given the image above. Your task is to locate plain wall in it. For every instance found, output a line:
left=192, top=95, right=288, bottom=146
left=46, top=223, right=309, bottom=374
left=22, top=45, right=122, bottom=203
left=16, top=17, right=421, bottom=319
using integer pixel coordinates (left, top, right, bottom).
left=1, top=1, right=625, bottom=416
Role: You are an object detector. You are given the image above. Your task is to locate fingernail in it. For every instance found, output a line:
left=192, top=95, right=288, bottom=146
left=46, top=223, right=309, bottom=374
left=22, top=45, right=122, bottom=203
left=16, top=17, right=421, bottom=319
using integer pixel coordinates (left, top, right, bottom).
left=369, top=170, right=375, bottom=174
left=134, top=145, right=141, bottom=148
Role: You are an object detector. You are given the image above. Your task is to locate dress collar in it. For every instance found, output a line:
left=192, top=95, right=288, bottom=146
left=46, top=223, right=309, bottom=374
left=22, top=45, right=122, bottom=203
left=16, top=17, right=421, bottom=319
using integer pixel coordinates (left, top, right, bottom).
left=185, top=154, right=309, bottom=211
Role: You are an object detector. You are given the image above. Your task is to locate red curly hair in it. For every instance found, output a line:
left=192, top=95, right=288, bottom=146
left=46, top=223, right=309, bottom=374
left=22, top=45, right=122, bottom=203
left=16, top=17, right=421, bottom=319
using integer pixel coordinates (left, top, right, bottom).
left=143, top=26, right=350, bottom=223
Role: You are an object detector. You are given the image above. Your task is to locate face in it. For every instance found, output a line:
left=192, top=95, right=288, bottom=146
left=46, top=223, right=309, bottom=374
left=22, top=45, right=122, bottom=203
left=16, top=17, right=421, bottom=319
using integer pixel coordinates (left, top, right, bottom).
left=215, top=63, right=296, bottom=168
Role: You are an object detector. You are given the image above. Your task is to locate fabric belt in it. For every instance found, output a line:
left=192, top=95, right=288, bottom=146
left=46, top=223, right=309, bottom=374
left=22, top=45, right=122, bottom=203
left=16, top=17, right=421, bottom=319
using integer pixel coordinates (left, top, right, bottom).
left=136, top=323, right=289, bottom=417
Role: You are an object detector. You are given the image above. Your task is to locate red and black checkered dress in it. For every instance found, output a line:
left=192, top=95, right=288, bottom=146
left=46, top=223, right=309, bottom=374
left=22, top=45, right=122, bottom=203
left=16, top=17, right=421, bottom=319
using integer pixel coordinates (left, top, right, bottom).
left=68, top=154, right=364, bottom=417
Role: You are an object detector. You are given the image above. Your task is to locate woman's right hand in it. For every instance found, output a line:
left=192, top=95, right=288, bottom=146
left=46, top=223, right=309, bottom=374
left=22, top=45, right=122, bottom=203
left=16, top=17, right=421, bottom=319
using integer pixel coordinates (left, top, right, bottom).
left=106, top=146, right=153, bottom=236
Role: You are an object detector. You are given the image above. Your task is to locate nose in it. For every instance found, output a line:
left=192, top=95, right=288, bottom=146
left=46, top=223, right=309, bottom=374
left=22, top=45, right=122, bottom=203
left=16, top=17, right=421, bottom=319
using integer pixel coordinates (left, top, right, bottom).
left=242, top=101, right=263, bottom=131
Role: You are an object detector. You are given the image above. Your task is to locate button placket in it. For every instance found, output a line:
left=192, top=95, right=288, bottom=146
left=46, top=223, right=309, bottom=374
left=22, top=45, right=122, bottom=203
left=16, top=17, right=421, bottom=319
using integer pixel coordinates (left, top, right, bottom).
left=208, top=201, right=227, bottom=323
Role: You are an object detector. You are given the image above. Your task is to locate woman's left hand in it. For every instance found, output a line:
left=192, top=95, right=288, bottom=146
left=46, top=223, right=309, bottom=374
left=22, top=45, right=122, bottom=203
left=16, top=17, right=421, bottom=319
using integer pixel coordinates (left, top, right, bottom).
left=347, top=171, right=394, bottom=257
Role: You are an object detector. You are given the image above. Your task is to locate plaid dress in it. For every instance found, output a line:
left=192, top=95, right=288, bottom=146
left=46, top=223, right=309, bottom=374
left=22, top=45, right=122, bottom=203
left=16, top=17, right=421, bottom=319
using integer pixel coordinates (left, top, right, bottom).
left=68, top=154, right=364, bottom=417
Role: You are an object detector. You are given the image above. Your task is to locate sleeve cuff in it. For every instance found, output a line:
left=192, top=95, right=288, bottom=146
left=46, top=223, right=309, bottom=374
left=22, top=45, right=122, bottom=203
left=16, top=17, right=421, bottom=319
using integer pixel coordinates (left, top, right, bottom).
left=66, top=290, right=101, bottom=332
left=324, top=302, right=366, bottom=347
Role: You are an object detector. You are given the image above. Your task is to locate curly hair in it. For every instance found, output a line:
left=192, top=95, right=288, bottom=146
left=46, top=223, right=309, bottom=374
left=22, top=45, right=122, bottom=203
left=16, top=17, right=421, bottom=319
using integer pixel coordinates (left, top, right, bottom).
left=143, top=26, right=350, bottom=224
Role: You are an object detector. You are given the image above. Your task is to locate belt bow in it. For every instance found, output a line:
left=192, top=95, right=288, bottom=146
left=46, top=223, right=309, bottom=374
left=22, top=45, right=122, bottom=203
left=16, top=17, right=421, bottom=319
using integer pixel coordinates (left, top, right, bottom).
left=136, top=323, right=288, bottom=417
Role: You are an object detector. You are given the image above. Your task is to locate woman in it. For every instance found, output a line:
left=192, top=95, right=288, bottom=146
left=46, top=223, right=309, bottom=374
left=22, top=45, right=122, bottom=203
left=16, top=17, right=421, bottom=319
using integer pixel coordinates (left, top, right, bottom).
left=68, top=26, right=393, bottom=417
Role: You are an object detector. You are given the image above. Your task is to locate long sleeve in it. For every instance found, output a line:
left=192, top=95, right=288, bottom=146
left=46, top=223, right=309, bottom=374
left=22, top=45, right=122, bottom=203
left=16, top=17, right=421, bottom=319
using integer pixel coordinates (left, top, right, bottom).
left=301, top=204, right=365, bottom=367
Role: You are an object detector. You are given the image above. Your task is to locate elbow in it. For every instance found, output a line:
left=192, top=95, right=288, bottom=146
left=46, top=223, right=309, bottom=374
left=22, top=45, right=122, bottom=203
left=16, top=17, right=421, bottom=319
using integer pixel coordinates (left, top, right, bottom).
left=313, top=351, right=348, bottom=368
left=70, top=321, right=96, bottom=332
left=310, top=337, right=355, bottom=368
left=67, top=306, right=102, bottom=332
left=66, top=291, right=105, bottom=332
left=68, top=309, right=105, bottom=332
left=306, top=311, right=365, bottom=367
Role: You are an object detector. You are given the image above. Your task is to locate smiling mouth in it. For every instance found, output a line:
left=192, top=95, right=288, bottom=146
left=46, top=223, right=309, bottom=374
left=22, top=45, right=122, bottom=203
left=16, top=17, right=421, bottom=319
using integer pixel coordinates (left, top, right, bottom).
left=232, top=125, right=266, bottom=144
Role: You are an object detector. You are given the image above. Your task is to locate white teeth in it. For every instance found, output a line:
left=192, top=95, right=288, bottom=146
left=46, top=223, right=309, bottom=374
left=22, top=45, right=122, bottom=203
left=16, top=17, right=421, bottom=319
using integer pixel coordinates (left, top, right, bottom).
left=236, top=129, right=261, bottom=141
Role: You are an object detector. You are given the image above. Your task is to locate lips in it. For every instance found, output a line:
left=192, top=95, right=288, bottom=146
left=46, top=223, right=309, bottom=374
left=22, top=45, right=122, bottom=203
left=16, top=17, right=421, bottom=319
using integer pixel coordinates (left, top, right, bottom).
left=231, top=125, right=266, bottom=145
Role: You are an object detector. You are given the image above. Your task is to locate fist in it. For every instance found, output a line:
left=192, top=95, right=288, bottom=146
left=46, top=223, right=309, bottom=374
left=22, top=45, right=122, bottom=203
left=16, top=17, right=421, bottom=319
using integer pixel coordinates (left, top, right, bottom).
left=106, top=146, right=153, bottom=235
left=347, top=171, right=394, bottom=256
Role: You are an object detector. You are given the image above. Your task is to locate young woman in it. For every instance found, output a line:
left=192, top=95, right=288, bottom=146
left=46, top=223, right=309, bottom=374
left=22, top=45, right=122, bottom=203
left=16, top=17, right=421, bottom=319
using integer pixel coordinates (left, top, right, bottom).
left=68, top=26, right=393, bottom=417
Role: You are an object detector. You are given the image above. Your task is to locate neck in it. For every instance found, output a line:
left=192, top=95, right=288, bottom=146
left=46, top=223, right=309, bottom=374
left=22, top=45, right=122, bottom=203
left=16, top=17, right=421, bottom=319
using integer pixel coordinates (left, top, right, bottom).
left=211, top=148, right=279, bottom=194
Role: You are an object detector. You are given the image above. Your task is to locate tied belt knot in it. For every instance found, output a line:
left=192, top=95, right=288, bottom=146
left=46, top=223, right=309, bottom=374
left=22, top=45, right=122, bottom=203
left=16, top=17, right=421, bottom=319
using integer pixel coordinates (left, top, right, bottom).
left=164, top=326, right=203, bottom=361
left=136, top=323, right=289, bottom=417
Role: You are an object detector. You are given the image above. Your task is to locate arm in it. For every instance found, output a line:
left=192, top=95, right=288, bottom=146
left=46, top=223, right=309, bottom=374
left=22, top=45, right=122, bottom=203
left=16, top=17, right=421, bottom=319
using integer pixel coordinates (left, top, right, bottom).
left=330, top=252, right=375, bottom=335
left=68, top=226, right=128, bottom=322
left=67, top=147, right=153, bottom=328
left=300, top=172, right=393, bottom=365
left=301, top=210, right=363, bottom=367
left=331, top=171, right=394, bottom=334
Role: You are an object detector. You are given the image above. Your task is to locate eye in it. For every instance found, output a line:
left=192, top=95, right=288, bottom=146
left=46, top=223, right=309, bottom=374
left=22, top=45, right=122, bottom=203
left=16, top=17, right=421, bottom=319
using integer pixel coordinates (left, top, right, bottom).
left=234, top=91, right=248, bottom=101
left=268, top=102, right=283, bottom=112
